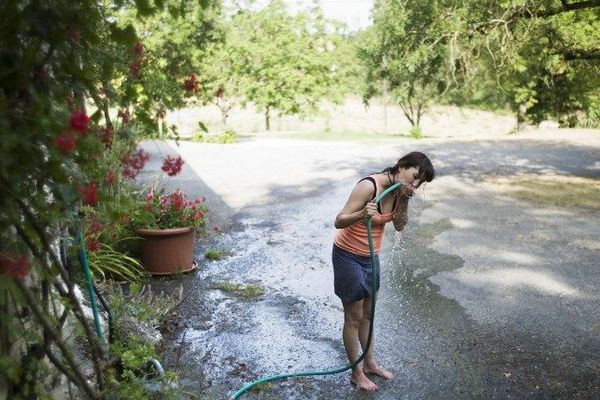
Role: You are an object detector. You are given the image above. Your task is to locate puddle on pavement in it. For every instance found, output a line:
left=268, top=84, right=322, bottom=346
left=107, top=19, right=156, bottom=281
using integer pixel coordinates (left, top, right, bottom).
left=373, top=216, right=490, bottom=399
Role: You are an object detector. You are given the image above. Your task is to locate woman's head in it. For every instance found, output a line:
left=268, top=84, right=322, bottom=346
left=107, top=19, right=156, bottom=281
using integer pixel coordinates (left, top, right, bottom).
left=384, top=152, right=435, bottom=188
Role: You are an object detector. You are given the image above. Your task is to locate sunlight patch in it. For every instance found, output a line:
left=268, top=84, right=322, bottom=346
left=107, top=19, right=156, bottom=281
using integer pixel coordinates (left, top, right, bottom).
left=461, top=267, right=584, bottom=298
left=495, top=250, right=539, bottom=265
left=487, top=174, right=600, bottom=210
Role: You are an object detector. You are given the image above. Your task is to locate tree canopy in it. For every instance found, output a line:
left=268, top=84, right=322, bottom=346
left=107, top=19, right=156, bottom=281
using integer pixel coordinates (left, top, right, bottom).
left=359, top=0, right=600, bottom=128
left=225, top=0, right=347, bottom=130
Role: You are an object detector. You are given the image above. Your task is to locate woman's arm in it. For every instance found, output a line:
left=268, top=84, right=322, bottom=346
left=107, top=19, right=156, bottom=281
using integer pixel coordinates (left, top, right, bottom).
left=334, top=180, right=376, bottom=229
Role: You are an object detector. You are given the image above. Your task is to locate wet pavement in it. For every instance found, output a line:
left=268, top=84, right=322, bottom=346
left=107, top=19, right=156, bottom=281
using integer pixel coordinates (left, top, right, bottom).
left=145, top=134, right=600, bottom=400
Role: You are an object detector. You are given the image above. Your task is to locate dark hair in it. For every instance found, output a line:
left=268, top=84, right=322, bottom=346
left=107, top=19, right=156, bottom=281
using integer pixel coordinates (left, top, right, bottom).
left=382, top=151, right=435, bottom=182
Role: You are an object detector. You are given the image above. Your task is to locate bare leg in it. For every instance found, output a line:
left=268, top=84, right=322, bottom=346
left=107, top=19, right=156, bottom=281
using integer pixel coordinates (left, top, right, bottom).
left=342, top=300, right=378, bottom=391
left=359, top=296, right=394, bottom=381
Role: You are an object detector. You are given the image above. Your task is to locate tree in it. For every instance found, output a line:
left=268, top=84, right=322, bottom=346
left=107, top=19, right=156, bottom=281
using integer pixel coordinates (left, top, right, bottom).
left=447, top=0, right=600, bottom=127
left=196, top=25, right=246, bottom=130
left=360, top=0, right=600, bottom=129
left=227, top=0, right=344, bottom=131
left=117, top=0, right=225, bottom=135
left=359, top=0, right=456, bottom=129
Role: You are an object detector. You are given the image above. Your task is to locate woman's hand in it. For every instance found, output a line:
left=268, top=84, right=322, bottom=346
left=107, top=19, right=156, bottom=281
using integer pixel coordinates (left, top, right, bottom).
left=362, top=201, right=377, bottom=218
left=334, top=179, right=377, bottom=229
left=400, top=183, right=416, bottom=199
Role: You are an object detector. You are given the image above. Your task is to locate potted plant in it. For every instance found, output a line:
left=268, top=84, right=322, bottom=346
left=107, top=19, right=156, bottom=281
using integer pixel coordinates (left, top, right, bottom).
left=132, top=188, right=208, bottom=275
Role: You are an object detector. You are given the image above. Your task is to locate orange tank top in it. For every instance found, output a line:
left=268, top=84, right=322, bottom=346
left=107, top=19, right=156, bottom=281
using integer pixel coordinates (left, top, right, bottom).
left=334, top=175, right=399, bottom=256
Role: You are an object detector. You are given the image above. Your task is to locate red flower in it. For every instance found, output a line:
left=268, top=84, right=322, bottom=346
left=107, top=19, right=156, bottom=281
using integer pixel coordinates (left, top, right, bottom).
left=161, top=155, right=184, bottom=177
left=169, top=190, right=186, bottom=211
left=100, top=126, right=114, bottom=147
left=134, top=41, right=144, bottom=57
left=0, top=254, right=30, bottom=279
left=215, top=87, right=224, bottom=98
left=130, top=61, right=141, bottom=78
left=86, top=239, right=101, bottom=252
left=183, top=74, right=199, bottom=93
left=68, top=27, right=81, bottom=43
left=193, top=211, right=204, bottom=220
left=70, top=110, right=90, bottom=134
left=118, top=109, right=130, bottom=124
left=54, top=130, right=76, bottom=155
left=106, top=170, right=116, bottom=186
left=88, top=217, right=103, bottom=234
left=121, top=148, right=150, bottom=179
left=79, top=181, right=98, bottom=207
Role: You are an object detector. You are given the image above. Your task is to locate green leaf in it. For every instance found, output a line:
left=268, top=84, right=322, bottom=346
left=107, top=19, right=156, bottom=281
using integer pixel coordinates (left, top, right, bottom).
left=197, top=121, right=208, bottom=132
left=135, top=0, right=155, bottom=17
left=109, top=24, right=137, bottom=47
left=102, top=59, right=114, bottom=78
left=91, top=109, right=103, bottom=124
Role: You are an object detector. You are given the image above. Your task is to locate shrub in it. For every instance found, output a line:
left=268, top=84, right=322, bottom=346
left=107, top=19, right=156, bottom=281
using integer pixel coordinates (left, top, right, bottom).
left=190, top=129, right=238, bottom=144
left=409, top=126, right=423, bottom=139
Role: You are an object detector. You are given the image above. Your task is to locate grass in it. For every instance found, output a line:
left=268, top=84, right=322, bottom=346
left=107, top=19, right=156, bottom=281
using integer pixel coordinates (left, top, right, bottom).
left=492, top=175, right=600, bottom=210
left=204, top=248, right=233, bottom=260
left=189, top=129, right=238, bottom=144
left=249, top=382, right=274, bottom=393
left=215, top=282, right=264, bottom=299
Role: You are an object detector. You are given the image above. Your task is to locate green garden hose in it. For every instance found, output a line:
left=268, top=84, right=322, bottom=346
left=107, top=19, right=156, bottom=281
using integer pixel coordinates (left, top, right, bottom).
left=230, top=182, right=403, bottom=399
left=77, top=230, right=105, bottom=342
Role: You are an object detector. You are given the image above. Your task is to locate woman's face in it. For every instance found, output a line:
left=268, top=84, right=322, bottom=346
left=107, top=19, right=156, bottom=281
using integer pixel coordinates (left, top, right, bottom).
left=398, top=166, right=422, bottom=189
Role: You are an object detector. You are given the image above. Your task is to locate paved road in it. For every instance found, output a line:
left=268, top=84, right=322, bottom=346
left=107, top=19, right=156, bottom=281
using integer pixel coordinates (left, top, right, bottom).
left=144, top=132, right=600, bottom=400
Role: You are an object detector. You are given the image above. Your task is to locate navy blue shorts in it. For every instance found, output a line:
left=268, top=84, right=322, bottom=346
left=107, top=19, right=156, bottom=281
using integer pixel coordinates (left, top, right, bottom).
left=332, top=244, right=380, bottom=302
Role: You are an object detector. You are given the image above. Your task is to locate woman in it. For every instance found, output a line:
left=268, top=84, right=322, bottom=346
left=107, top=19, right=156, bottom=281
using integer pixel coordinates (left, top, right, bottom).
left=332, top=151, right=435, bottom=391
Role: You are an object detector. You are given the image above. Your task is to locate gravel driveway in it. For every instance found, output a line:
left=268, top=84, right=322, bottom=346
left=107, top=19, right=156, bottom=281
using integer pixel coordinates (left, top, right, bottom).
left=142, top=130, right=600, bottom=400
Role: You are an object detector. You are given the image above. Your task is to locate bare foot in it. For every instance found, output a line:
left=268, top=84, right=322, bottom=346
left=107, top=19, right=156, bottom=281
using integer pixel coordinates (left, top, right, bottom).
left=350, top=371, right=379, bottom=391
left=363, top=364, right=394, bottom=380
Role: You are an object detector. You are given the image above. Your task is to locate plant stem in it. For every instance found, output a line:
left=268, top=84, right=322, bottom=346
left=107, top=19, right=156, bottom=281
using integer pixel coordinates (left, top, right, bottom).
left=14, top=280, right=101, bottom=400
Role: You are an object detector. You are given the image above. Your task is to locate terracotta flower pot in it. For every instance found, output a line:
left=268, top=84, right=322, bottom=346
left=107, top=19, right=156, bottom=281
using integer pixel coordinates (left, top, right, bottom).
left=136, top=227, right=197, bottom=276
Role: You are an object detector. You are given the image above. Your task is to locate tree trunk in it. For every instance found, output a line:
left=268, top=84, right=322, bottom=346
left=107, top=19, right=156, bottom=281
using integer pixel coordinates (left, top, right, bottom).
left=217, top=101, right=231, bottom=131
left=265, top=107, right=271, bottom=131
left=382, top=79, right=389, bottom=134
left=398, top=100, right=416, bottom=127
left=516, top=103, right=527, bottom=131
left=416, top=102, right=423, bottom=127
left=221, top=110, right=228, bottom=129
